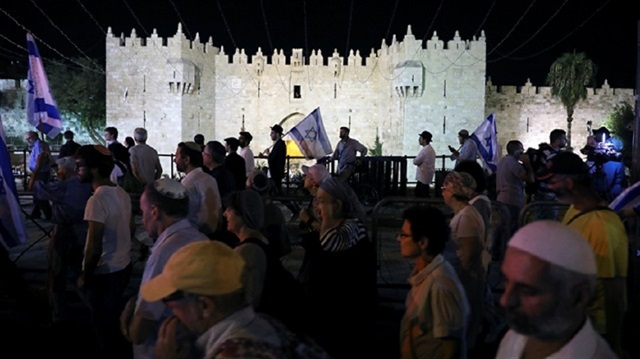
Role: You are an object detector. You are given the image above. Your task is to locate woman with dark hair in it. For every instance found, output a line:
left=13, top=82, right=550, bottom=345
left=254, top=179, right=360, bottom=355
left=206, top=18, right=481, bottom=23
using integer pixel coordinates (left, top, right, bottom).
left=398, top=206, right=469, bottom=359
left=441, top=171, right=486, bottom=352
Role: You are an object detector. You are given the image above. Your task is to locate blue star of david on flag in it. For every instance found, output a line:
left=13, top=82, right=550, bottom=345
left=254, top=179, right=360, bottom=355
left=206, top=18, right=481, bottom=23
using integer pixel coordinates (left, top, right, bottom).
left=470, top=113, right=499, bottom=173
left=288, top=108, right=332, bottom=159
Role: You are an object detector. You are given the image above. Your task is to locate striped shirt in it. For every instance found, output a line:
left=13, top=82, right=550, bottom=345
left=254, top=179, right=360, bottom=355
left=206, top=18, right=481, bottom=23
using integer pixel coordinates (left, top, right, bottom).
left=319, top=218, right=368, bottom=252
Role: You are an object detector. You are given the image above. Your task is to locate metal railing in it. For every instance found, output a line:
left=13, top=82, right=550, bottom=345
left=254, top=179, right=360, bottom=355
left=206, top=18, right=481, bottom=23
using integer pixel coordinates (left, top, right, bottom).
left=10, top=147, right=458, bottom=192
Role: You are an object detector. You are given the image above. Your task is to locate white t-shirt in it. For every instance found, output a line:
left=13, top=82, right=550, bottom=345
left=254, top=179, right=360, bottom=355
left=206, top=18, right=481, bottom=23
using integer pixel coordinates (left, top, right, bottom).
left=238, top=146, right=256, bottom=177
left=181, top=167, right=221, bottom=234
left=83, top=185, right=132, bottom=274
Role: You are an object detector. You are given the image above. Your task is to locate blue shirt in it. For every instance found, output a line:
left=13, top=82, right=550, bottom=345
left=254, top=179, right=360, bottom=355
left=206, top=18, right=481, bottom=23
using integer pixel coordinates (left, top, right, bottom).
left=28, top=139, right=51, bottom=174
left=33, top=176, right=92, bottom=224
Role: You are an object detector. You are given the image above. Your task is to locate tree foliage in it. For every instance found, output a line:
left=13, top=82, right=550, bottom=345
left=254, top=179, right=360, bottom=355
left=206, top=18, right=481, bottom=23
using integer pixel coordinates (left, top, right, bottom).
left=546, top=52, right=596, bottom=148
left=368, top=128, right=383, bottom=156
left=603, top=101, right=634, bottom=166
left=46, top=58, right=105, bottom=143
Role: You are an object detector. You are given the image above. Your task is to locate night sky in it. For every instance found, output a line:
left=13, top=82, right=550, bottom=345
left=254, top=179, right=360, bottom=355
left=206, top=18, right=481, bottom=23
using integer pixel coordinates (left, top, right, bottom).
left=0, top=0, right=637, bottom=89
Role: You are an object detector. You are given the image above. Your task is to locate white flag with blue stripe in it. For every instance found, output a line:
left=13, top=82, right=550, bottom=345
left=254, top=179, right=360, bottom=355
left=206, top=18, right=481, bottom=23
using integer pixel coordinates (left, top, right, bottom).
left=0, top=115, right=28, bottom=249
left=288, top=107, right=333, bottom=159
left=470, top=113, right=499, bottom=173
left=27, top=33, right=63, bottom=139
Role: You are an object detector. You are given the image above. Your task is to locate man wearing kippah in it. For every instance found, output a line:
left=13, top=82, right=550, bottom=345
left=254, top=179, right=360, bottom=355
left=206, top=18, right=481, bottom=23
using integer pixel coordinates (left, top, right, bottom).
left=75, top=144, right=134, bottom=358
left=497, top=221, right=616, bottom=358
left=120, top=179, right=208, bottom=359
left=543, top=151, right=627, bottom=357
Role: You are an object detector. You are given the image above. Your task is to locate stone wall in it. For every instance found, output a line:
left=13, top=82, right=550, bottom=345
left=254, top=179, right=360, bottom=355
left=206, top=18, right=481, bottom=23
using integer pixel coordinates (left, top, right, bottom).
left=2, top=24, right=636, bottom=177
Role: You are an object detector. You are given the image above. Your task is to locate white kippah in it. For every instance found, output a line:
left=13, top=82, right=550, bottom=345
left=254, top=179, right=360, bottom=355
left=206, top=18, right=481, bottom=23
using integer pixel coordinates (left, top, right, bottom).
left=153, top=178, right=188, bottom=199
left=508, top=220, right=597, bottom=275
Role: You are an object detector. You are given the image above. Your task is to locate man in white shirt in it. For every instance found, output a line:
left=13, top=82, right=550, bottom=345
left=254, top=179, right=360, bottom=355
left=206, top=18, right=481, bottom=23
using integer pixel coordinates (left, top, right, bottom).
left=238, top=131, right=256, bottom=178
left=174, top=141, right=221, bottom=236
left=413, top=130, right=436, bottom=198
left=497, top=220, right=616, bottom=359
left=75, top=144, right=133, bottom=358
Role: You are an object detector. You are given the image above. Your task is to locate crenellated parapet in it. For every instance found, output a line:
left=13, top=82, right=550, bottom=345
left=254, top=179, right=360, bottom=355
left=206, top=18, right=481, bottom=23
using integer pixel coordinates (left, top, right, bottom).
left=486, top=78, right=634, bottom=99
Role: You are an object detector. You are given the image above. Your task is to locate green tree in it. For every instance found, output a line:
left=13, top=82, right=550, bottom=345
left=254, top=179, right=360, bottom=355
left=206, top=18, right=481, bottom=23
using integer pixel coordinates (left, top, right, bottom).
left=546, top=52, right=596, bottom=149
left=603, top=101, right=634, bottom=166
left=47, top=58, right=106, bottom=143
left=368, top=129, right=383, bottom=156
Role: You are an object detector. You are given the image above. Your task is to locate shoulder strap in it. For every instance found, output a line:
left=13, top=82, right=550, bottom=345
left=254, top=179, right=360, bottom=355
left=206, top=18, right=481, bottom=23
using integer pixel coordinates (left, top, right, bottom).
left=566, top=205, right=614, bottom=225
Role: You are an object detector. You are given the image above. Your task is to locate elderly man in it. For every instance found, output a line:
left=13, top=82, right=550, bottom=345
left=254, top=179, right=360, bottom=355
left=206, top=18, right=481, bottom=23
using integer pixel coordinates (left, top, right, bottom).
left=25, top=130, right=52, bottom=220
left=129, top=127, right=163, bottom=187
left=330, top=126, right=368, bottom=182
left=28, top=155, right=92, bottom=323
left=541, top=151, right=627, bottom=356
left=140, top=241, right=329, bottom=358
left=497, top=220, right=616, bottom=358
left=120, top=178, right=208, bottom=359
left=174, top=141, right=221, bottom=236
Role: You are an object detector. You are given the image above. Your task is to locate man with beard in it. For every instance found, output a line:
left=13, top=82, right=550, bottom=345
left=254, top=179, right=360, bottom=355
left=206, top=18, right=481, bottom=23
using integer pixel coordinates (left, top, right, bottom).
left=75, top=145, right=133, bottom=358
left=120, top=178, right=207, bottom=358
left=262, top=124, right=287, bottom=192
left=330, top=126, right=368, bottom=182
left=174, top=141, right=221, bottom=236
left=497, top=220, right=616, bottom=359
left=541, top=151, right=627, bottom=357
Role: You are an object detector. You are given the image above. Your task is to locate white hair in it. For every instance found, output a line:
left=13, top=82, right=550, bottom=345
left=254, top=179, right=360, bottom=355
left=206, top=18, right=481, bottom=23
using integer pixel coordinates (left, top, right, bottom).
left=134, top=127, right=148, bottom=142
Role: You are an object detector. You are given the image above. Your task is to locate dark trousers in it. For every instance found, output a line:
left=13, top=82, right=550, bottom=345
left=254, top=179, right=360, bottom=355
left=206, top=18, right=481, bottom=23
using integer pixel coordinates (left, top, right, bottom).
left=48, top=222, right=87, bottom=322
left=415, top=181, right=430, bottom=198
left=83, top=265, right=132, bottom=358
left=31, top=172, right=52, bottom=219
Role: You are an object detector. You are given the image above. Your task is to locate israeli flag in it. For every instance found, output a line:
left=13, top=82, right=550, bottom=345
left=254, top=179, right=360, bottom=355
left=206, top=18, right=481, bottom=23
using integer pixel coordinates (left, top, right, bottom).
left=0, top=115, right=28, bottom=249
left=27, top=33, right=63, bottom=139
left=288, top=107, right=333, bottom=160
left=470, top=113, right=499, bottom=173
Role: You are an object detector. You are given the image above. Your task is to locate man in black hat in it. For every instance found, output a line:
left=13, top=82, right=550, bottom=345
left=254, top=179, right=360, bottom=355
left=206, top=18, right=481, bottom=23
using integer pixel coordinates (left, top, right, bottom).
left=413, top=130, right=436, bottom=197
left=264, top=124, right=287, bottom=193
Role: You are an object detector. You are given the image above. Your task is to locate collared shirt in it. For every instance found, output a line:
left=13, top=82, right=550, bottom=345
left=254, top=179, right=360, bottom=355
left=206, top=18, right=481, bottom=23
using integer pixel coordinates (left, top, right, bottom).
left=496, top=318, right=616, bottom=359
left=196, top=306, right=283, bottom=359
left=400, top=254, right=469, bottom=359
left=331, top=138, right=367, bottom=173
left=456, top=139, right=478, bottom=166
left=129, top=143, right=162, bottom=185
left=238, top=146, right=256, bottom=177
left=413, top=144, right=436, bottom=185
left=496, top=155, right=527, bottom=207
left=181, top=167, right=221, bottom=234
left=133, top=219, right=208, bottom=359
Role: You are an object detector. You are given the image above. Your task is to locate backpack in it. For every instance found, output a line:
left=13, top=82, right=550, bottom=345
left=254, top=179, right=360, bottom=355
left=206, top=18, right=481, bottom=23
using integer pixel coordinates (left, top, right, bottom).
left=115, top=160, right=144, bottom=194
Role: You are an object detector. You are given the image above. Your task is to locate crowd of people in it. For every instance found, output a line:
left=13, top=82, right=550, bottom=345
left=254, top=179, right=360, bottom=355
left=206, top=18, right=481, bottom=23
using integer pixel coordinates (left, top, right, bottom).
left=13, top=121, right=634, bottom=358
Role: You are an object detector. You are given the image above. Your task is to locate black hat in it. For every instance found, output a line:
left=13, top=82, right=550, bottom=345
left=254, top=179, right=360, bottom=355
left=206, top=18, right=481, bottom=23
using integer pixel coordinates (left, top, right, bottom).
left=239, top=131, right=253, bottom=142
left=536, top=152, right=589, bottom=180
left=271, top=124, right=283, bottom=135
left=419, top=130, right=432, bottom=142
